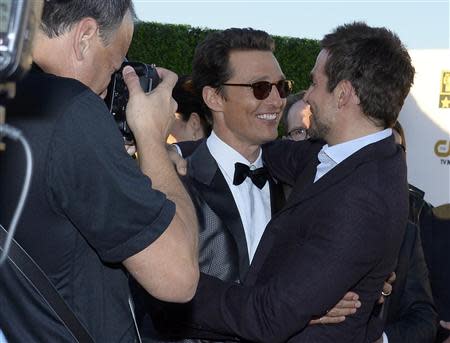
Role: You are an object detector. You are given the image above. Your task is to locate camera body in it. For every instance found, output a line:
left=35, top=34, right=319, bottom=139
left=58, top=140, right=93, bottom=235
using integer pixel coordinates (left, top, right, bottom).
left=104, top=61, right=160, bottom=144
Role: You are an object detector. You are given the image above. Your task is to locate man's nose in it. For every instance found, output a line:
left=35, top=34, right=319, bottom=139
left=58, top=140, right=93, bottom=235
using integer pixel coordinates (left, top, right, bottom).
left=266, top=84, right=284, bottom=107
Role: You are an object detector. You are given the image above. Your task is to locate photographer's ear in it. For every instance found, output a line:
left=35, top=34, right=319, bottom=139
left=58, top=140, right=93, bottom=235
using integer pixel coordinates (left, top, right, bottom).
left=73, top=17, right=99, bottom=60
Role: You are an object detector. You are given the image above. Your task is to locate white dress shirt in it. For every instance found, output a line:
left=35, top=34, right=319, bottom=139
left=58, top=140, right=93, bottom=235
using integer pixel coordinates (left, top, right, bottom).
left=207, top=131, right=271, bottom=262
left=314, top=129, right=393, bottom=182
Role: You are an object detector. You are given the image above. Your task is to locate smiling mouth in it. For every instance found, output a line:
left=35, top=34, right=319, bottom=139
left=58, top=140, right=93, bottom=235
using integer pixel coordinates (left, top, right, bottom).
left=256, top=113, right=278, bottom=120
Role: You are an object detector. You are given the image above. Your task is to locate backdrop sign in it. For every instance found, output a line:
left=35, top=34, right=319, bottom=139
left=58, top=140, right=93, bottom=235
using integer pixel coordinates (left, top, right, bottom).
left=399, top=50, right=450, bottom=206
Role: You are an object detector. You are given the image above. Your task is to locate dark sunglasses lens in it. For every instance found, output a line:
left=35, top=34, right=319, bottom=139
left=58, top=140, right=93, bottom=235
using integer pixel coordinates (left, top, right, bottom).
left=277, top=80, right=292, bottom=98
left=252, top=80, right=292, bottom=100
left=252, top=82, right=272, bottom=100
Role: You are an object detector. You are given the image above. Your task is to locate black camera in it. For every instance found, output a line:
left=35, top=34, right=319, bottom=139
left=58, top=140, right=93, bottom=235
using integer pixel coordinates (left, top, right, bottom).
left=104, top=61, right=160, bottom=144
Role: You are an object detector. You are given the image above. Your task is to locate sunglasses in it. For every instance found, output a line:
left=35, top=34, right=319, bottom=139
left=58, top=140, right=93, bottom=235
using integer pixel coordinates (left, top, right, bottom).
left=222, top=80, right=294, bottom=100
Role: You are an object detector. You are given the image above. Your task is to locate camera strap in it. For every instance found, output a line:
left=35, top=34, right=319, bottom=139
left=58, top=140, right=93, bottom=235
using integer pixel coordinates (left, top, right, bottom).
left=0, top=225, right=95, bottom=343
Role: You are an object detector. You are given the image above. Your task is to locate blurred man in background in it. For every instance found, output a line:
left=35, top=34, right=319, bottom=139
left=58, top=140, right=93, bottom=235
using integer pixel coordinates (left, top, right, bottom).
left=282, top=90, right=311, bottom=141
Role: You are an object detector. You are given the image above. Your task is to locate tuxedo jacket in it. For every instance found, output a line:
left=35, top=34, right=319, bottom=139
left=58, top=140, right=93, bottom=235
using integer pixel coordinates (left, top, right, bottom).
left=184, top=135, right=409, bottom=343
left=176, top=140, right=203, bottom=158
left=184, top=141, right=285, bottom=282
left=138, top=140, right=285, bottom=341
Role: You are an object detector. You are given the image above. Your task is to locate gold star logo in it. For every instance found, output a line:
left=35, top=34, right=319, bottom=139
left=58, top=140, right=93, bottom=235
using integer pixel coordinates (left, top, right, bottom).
left=441, top=96, right=450, bottom=108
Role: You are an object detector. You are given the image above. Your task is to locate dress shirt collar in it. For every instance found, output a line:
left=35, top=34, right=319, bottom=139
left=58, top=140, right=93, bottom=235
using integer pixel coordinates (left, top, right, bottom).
left=320, top=128, right=392, bottom=165
left=206, top=131, right=263, bottom=181
left=314, top=128, right=392, bottom=183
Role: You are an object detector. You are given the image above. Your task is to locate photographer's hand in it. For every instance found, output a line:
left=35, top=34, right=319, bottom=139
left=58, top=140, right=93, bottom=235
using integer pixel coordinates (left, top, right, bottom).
left=123, top=65, right=178, bottom=144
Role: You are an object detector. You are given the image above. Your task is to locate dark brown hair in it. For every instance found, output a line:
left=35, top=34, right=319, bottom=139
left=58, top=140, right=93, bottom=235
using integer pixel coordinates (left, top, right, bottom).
left=172, top=75, right=212, bottom=137
left=192, top=28, right=275, bottom=121
left=320, top=22, right=415, bottom=128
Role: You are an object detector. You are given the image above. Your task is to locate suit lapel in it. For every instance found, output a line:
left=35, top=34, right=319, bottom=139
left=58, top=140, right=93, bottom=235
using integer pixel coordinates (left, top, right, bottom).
left=268, top=178, right=285, bottom=215
left=188, top=142, right=250, bottom=279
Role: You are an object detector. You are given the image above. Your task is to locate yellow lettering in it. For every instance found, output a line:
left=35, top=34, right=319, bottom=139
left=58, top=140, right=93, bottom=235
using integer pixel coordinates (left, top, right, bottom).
left=435, top=140, right=450, bottom=158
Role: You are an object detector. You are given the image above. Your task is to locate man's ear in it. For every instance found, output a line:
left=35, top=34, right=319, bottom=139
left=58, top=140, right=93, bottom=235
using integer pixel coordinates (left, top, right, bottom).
left=73, top=17, right=99, bottom=60
left=336, top=80, right=359, bottom=108
left=202, top=86, right=224, bottom=113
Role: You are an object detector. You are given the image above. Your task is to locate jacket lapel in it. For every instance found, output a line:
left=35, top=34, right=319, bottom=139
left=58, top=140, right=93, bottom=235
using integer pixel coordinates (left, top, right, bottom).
left=268, top=178, right=285, bottom=215
left=188, top=142, right=250, bottom=279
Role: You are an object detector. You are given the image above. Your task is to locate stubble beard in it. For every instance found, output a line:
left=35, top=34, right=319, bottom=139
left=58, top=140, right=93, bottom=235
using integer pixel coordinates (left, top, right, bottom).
left=308, top=114, right=330, bottom=140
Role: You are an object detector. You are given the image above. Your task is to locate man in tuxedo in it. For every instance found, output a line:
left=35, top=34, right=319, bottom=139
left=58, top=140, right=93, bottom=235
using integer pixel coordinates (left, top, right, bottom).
left=136, top=28, right=360, bottom=342
left=137, top=28, right=286, bottom=341
left=163, top=22, right=415, bottom=342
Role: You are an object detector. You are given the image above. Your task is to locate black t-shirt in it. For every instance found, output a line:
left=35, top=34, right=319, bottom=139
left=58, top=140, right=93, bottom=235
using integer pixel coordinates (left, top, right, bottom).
left=0, top=66, right=175, bottom=342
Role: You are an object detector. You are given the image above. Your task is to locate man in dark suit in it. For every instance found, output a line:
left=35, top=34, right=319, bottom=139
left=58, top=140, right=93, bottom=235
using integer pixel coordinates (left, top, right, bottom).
left=158, top=22, right=415, bottom=342
left=369, top=121, right=438, bottom=343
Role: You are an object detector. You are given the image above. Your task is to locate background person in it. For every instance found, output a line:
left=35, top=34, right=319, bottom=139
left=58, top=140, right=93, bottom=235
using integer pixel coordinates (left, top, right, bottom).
left=282, top=90, right=311, bottom=141
left=167, top=75, right=212, bottom=144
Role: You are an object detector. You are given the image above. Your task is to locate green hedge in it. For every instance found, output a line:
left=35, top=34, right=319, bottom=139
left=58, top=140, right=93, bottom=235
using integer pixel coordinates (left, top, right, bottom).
left=128, top=22, right=320, bottom=136
left=128, top=21, right=320, bottom=94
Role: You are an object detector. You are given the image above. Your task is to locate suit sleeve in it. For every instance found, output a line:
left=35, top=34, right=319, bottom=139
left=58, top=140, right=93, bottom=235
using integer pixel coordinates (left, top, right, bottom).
left=262, top=139, right=321, bottom=186
left=385, top=224, right=438, bottom=343
left=185, top=185, right=392, bottom=342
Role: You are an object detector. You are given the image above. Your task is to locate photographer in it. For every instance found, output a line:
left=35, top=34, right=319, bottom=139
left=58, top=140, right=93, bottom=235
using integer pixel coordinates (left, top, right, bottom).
left=0, top=1, right=198, bottom=342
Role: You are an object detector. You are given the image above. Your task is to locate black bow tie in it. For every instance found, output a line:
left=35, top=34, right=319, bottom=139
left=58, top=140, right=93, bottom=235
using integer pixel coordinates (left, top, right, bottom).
left=233, top=162, right=268, bottom=189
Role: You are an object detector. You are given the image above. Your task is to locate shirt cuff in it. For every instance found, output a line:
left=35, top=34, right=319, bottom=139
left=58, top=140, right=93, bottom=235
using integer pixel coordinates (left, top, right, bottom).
left=172, top=143, right=183, bottom=157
